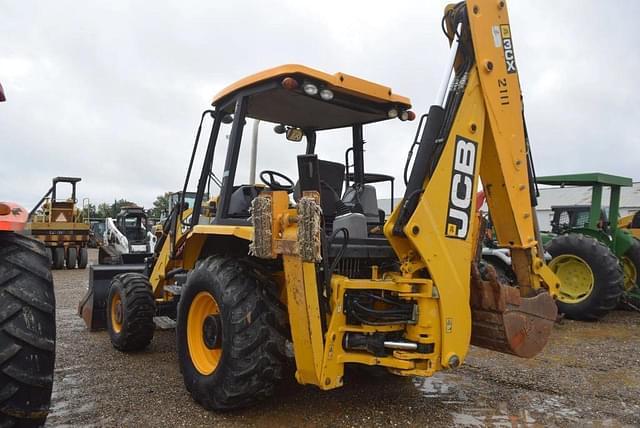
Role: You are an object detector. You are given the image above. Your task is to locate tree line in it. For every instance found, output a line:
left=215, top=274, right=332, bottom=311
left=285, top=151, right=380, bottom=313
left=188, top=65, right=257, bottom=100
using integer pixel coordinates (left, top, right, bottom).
left=82, top=193, right=170, bottom=220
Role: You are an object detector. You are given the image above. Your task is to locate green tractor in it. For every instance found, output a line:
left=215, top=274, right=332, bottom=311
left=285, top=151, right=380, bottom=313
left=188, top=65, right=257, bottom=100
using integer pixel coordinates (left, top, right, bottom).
left=538, top=173, right=640, bottom=319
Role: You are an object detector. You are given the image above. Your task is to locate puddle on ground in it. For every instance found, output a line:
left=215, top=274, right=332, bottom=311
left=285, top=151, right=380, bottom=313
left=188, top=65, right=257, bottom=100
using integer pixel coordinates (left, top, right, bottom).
left=412, top=373, right=585, bottom=427
left=47, top=364, right=96, bottom=426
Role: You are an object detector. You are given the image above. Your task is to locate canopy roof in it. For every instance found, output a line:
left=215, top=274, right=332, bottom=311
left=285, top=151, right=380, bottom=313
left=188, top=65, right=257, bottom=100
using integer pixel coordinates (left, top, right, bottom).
left=212, top=64, right=412, bottom=130
left=53, top=176, right=81, bottom=184
left=537, top=173, right=632, bottom=187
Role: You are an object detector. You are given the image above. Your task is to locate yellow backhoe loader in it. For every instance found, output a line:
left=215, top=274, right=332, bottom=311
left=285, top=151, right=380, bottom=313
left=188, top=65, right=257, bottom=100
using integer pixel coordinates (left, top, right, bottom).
left=619, top=211, right=640, bottom=239
left=79, top=0, right=560, bottom=410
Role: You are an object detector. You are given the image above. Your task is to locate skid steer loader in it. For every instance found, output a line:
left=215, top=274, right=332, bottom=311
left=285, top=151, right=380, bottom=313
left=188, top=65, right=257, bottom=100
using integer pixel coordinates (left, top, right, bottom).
left=98, top=205, right=156, bottom=265
left=1, top=86, right=56, bottom=426
left=79, top=0, right=560, bottom=410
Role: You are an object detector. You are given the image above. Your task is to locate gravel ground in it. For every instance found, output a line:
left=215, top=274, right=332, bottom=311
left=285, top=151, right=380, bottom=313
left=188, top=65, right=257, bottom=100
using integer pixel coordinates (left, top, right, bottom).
left=46, top=250, right=640, bottom=427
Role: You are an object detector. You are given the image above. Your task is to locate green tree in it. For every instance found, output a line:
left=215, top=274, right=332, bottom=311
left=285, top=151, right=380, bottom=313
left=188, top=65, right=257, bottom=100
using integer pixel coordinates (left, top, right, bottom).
left=110, top=199, right=135, bottom=217
left=149, top=192, right=170, bottom=219
left=95, top=202, right=111, bottom=219
left=82, top=202, right=96, bottom=220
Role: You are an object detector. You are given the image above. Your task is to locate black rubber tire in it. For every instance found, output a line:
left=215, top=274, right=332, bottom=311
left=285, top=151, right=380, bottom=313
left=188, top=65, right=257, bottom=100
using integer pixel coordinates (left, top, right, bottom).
left=107, top=273, right=155, bottom=351
left=0, top=232, right=55, bottom=427
left=545, top=233, right=624, bottom=320
left=177, top=256, right=288, bottom=410
left=52, top=247, right=65, bottom=270
left=623, top=238, right=640, bottom=288
left=66, top=247, right=77, bottom=270
left=620, top=238, right=640, bottom=308
left=78, top=247, right=88, bottom=269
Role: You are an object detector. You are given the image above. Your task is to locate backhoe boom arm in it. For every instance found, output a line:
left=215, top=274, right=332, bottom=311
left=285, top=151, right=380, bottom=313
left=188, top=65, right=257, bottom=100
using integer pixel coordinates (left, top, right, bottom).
left=385, top=0, right=559, bottom=365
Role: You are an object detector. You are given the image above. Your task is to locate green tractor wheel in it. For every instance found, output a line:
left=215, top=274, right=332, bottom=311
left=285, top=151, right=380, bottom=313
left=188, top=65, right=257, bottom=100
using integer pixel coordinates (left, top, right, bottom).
left=546, top=233, right=624, bottom=320
left=548, top=254, right=594, bottom=304
left=620, top=238, right=640, bottom=308
left=622, top=257, right=637, bottom=292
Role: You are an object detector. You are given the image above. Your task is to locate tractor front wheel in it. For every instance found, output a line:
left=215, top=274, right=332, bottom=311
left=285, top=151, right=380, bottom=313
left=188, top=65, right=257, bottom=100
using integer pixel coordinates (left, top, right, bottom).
left=0, top=232, right=55, bottom=427
left=107, top=273, right=155, bottom=351
left=177, top=256, right=288, bottom=410
left=546, top=233, right=623, bottom=320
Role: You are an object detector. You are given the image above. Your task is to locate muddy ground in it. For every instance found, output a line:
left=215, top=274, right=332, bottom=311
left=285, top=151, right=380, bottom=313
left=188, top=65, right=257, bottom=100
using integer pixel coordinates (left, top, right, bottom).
left=47, top=250, right=640, bottom=427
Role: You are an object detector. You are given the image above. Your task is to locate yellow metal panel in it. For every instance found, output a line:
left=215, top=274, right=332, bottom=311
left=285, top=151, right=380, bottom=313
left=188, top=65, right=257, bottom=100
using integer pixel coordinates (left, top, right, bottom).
left=386, top=70, right=488, bottom=368
left=29, top=222, right=90, bottom=231
left=282, top=255, right=324, bottom=386
left=466, top=0, right=536, bottom=249
left=191, top=224, right=253, bottom=241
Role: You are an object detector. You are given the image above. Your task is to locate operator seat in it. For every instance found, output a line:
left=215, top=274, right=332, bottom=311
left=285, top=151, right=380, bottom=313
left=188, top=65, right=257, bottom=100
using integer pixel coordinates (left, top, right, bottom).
left=294, top=159, right=345, bottom=227
left=317, top=160, right=345, bottom=219
left=342, top=185, right=384, bottom=225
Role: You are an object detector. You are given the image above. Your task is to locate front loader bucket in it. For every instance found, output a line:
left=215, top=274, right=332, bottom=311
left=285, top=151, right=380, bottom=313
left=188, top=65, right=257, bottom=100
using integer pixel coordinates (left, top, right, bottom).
left=121, top=252, right=151, bottom=264
left=78, top=264, right=145, bottom=331
left=470, top=265, right=557, bottom=358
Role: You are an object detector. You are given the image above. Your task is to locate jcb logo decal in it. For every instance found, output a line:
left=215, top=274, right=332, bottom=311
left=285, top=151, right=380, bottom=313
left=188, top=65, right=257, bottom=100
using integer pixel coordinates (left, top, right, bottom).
left=446, top=136, right=477, bottom=240
left=500, top=24, right=517, bottom=74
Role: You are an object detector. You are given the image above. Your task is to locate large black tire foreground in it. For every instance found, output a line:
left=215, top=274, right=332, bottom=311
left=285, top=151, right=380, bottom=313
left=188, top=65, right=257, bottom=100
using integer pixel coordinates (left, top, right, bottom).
left=52, top=247, right=64, bottom=270
left=66, top=247, right=77, bottom=270
left=106, top=273, right=155, bottom=351
left=77, top=247, right=88, bottom=270
left=177, top=256, right=288, bottom=410
left=546, top=233, right=624, bottom=320
left=0, top=232, right=56, bottom=427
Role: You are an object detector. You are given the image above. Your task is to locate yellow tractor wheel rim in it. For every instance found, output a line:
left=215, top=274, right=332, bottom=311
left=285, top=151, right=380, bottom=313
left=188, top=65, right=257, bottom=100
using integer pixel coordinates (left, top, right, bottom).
left=187, top=291, right=222, bottom=376
left=622, top=257, right=637, bottom=292
left=110, top=292, right=123, bottom=334
left=549, top=254, right=595, bottom=304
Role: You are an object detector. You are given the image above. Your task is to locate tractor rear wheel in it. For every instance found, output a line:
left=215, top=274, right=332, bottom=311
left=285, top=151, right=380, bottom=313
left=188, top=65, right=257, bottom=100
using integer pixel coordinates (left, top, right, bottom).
left=546, top=233, right=623, bottom=320
left=107, top=273, right=155, bottom=351
left=78, top=247, right=88, bottom=269
left=66, top=247, right=77, bottom=269
left=0, top=232, right=55, bottom=427
left=177, top=256, right=288, bottom=410
left=52, top=247, right=65, bottom=270
left=620, top=238, right=640, bottom=308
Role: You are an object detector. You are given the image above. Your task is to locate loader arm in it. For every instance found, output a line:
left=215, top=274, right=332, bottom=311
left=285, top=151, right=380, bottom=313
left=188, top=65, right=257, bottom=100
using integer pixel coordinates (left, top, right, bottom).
left=385, top=0, right=559, bottom=363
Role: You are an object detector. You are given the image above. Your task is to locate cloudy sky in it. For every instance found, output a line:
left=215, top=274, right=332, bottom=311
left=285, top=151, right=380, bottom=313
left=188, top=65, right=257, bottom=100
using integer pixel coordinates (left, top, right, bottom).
left=2, top=1, right=639, bottom=210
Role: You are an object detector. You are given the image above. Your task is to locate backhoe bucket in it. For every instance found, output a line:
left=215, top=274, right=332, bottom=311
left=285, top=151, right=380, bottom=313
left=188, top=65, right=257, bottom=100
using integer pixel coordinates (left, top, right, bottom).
left=78, top=264, right=145, bottom=331
left=470, top=265, right=557, bottom=358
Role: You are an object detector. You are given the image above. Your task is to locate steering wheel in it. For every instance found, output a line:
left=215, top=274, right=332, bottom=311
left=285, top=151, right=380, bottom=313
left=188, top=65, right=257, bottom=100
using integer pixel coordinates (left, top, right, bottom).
left=259, top=170, right=295, bottom=193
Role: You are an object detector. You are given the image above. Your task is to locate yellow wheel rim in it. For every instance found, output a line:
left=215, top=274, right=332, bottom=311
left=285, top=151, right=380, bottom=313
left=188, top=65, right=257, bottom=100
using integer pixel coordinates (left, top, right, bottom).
left=187, top=291, right=222, bottom=375
left=622, top=257, right=637, bottom=292
left=549, top=254, right=595, bottom=304
left=110, top=292, right=123, bottom=334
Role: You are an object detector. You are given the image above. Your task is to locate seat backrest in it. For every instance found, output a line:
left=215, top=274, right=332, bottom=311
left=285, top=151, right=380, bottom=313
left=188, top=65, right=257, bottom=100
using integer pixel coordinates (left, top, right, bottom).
left=342, top=185, right=380, bottom=223
left=296, top=155, right=346, bottom=229
left=317, top=160, right=345, bottom=217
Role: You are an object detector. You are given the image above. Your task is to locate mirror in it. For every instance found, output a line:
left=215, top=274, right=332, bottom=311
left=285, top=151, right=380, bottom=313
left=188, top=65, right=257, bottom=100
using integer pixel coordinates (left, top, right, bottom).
left=286, top=127, right=304, bottom=142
